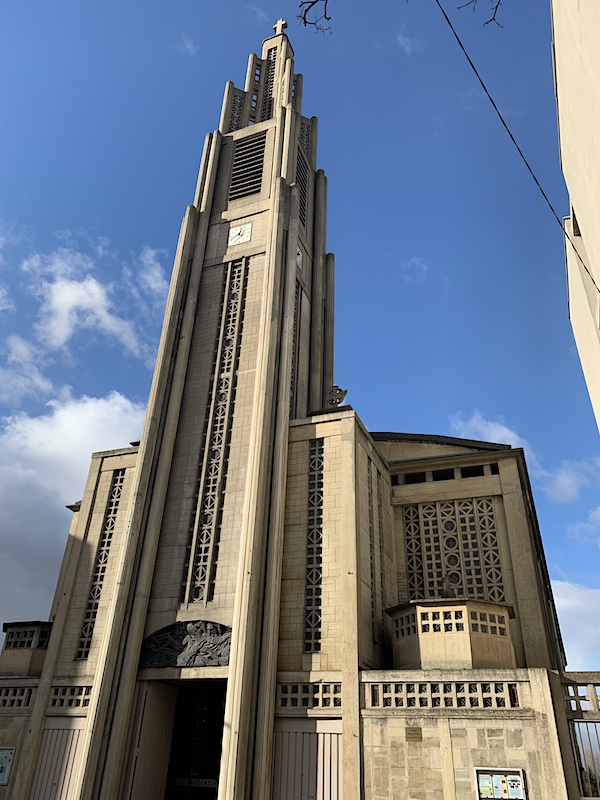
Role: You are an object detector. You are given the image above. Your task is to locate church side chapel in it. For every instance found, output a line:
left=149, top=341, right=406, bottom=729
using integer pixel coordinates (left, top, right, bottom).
left=1, top=21, right=599, bottom=800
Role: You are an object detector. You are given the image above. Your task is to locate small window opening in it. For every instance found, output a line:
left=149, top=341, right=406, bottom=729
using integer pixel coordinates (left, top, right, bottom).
left=460, top=465, right=485, bottom=478
left=432, top=468, right=454, bottom=482
left=405, top=472, right=427, bottom=484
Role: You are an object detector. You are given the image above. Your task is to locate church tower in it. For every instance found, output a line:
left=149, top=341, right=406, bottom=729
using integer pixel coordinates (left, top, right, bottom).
left=0, top=19, right=594, bottom=800
left=6, top=20, right=334, bottom=800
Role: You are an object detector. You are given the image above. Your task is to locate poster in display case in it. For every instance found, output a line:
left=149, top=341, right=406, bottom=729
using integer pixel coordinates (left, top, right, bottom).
left=475, top=769, right=526, bottom=799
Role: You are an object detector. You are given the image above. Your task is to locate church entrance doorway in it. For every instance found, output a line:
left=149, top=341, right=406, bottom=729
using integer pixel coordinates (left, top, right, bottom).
left=164, top=679, right=227, bottom=800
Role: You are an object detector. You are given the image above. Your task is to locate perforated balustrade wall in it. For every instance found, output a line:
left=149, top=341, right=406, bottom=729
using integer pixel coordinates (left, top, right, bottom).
left=404, top=498, right=505, bottom=602
left=365, top=680, right=520, bottom=710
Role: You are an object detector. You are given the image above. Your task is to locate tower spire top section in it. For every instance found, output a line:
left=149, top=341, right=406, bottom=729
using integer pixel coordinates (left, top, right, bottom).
left=219, top=20, right=297, bottom=134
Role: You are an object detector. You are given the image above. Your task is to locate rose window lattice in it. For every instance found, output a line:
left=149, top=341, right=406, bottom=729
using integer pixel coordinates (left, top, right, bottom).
left=404, top=498, right=505, bottom=603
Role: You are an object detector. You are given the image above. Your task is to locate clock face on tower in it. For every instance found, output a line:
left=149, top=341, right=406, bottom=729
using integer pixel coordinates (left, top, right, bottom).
left=228, top=222, right=252, bottom=246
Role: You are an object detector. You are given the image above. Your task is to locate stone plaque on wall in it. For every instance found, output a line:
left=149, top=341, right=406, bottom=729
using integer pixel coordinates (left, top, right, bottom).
left=405, top=726, right=422, bottom=742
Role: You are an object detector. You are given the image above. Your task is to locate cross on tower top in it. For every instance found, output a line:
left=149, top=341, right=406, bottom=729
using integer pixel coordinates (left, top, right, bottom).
left=273, top=19, right=288, bottom=35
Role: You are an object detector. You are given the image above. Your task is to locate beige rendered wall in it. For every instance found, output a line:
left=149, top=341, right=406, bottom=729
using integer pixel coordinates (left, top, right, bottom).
left=564, top=215, right=600, bottom=429
left=361, top=668, right=577, bottom=800
left=552, top=0, right=600, bottom=430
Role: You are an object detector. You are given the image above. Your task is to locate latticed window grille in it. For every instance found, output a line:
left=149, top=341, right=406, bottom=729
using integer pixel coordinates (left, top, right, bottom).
left=228, top=131, right=267, bottom=202
left=277, top=682, right=342, bottom=709
left=296, top=150, right=309, bottom=228
left=304, top=438, right=324, bottom=652
left=77, top=469, right=125, bottom=660
left=49, top=685, right=92, bottom=708
left=4, top=630, right=35, bottom=649
left=404, top=498, right=505, bottom=602
left=185, top=259, right=248, bottom=604
left=260, top=46, right=277, bottom=121
left=0, top=687, right=33, bottom=709
left=289, top=280, right=300, bottom=418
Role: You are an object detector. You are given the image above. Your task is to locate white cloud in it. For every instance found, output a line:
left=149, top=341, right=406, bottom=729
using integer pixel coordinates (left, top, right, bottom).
left=136, top=246, right=170, bottom=299
left=400, top=256, right=428, bottom=284
left=449, top=409, right=547, bottom=479
left=0, top=391, right=146, bottom=625
left=395, top=25, right=423, bottom=57
left=22, top=246, right=94, bottom=280
left=552, top=581, right=600, bottom=670
left=449, top=410, right=600, bottom=506
left=543, top=458, right=600, bottom=503
left=249, top=4, right=269, bottom=23
left=34, top=275, right=140, bottom=355
left=0, top=285, right=14, bottom=311
left=177, top=35, right=200, bottom=57
left=460, top=87, right=486, bottom=112
left=568, top=505, right=600, bottom=541
left=0, top=335, right=53, bottom=404
left=0, top=239, right=171, bottom=411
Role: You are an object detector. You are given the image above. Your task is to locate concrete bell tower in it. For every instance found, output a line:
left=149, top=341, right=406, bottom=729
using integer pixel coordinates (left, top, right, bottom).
left=94, top=19, right=335, bottom=800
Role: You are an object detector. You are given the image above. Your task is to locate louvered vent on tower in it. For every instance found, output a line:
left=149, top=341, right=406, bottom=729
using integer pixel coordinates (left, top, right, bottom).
left=228, top=131, right=267, bottom=202
left=296, top=150, right=308, bottom=228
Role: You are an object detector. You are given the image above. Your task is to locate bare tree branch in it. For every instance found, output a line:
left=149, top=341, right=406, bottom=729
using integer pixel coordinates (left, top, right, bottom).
left=298, top=0, right=332, bottom=32
left=298, top=0, right=505, bottom=31
left=457, top=0, right=503, bottom=27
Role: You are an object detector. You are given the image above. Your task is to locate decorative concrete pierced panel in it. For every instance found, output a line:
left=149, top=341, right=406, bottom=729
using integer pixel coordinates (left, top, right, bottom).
left=77, top=468, right=126, bottom=660
left=276, top=682, right=342, bottom=712
left=228, top=89, right=245, bottom=133
left=139, top=621, right=232, bottom=668
left=304, top=438, right=324, bottom=653
left=564, top=679, right=600, bottom=717
left=299, top=118, right=312, bottom=159
left=185, top=258, right=248, bottom=604
left=0, top=687, right=33, bottom=709
left=49, top=685, right=92, bottom=709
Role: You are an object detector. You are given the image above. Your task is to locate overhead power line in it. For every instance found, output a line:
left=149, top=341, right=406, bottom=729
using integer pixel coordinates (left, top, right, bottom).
left=433, top=0, right=600, bottom=296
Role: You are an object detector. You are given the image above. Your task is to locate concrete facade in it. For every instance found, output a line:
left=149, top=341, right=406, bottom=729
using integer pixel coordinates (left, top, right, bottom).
left=0, top=20, right=598, bottom=800
left=552, top=0, right=600, bottom=430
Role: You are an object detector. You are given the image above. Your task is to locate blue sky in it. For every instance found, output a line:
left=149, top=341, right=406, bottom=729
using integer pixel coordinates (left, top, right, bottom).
left=1, top=0, right=599, bottom=667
